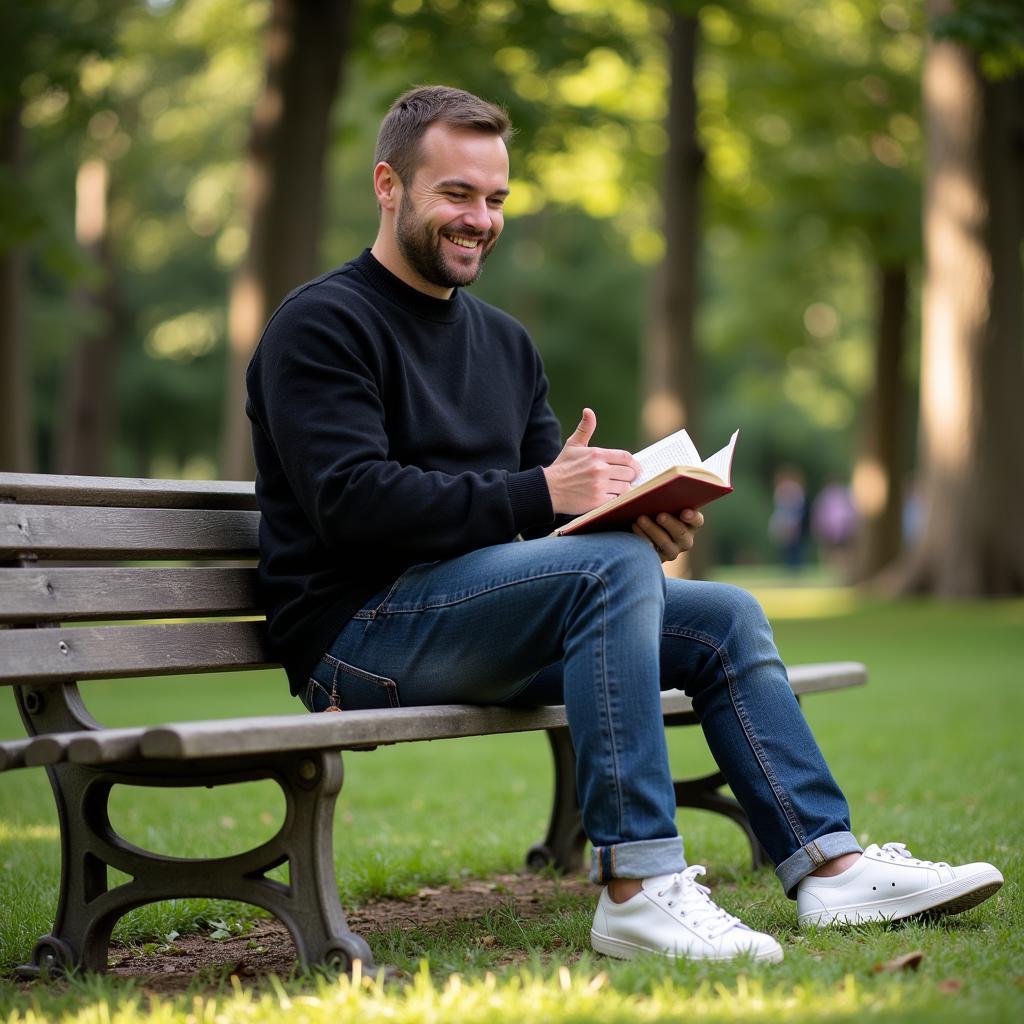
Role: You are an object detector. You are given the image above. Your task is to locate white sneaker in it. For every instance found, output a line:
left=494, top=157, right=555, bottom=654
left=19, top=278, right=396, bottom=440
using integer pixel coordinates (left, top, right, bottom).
left=797, top=842, right=1003, bottom=927
left=591, top=865, right=784, bottom=963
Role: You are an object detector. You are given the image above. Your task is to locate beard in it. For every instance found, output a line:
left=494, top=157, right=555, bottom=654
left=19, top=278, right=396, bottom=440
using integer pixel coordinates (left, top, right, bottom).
left=395, top=192, right=496, bottom=291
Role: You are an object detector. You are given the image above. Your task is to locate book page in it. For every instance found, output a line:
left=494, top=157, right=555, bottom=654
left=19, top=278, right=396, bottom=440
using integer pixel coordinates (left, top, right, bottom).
left=699, top=430, right=739, bottom=487
left=632, top=429, right=701, bottom=487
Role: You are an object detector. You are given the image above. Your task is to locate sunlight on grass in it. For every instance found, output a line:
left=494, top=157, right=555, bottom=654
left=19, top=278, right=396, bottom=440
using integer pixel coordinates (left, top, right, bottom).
left=1, top=963, right=923, bottom=1024
left=0, top=823, right=59, bottom=842
left=746, top=585, right=860, bottom=620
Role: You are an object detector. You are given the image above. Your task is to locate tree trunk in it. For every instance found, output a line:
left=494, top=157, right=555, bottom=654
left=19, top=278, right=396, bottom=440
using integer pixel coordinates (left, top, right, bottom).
left=220, top=0, right=356, bottom=480
left=899, top=4, right=1024, bottom=595
left=55, top=158, right=121, bottom=477
left=851, top=264, right=908, bottom=582
left=0, top=101, right=33, bottom=472
left=644, top=9, right=701, bottom=445
left=644, top=8, right=705, bottom=577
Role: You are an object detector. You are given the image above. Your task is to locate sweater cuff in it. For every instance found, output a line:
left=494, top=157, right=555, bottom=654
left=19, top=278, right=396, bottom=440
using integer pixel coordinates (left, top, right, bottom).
left=507, top=466, right=554, bottom=533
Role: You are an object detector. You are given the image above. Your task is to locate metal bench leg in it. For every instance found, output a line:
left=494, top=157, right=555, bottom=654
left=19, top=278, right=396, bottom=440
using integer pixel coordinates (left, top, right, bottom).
left=524, top=728, right=770, bottom=874
left=526, top=726, right=586, bottom=873
left=266, top=750, right=374, bottom=971
left=674, top=772, right=770, bottom=870
left=16, top=750, right=373, bottom=977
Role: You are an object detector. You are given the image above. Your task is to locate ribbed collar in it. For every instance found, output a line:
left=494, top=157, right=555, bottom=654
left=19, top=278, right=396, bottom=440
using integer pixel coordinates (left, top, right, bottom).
left=351, top=249, right=464, bottom=324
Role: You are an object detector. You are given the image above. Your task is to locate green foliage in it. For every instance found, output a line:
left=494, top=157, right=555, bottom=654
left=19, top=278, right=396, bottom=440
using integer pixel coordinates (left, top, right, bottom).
left=0, top=0, right=127, bottom=260
left=2, top=0, right=944, bottom=564
left=932, top=0, right=1024, bottom=77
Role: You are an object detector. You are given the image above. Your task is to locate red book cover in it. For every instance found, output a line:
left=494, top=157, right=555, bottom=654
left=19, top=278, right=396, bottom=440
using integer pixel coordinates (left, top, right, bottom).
left=554, top=429, right=738, bottom=537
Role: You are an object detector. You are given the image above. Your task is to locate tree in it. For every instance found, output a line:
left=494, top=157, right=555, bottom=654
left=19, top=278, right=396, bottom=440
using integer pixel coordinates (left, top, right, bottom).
left=852, top=263, right=909, bottom=580
left=0, top=94, right=31, bottom=471
left=219, top=0, right=357, bottom=480
left=0, top=2, right=125, bottom=472
left=54, top=157, right=121, bottom=474
left=642, top=3, right=706, bottom=577
left=644, top=4, right=702, bottom=447
left=899, top=0, right=1024, bottom=594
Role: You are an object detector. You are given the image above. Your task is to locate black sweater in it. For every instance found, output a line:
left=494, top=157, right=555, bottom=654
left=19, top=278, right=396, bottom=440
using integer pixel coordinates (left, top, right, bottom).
left=246, top=250, right=563, bottom=693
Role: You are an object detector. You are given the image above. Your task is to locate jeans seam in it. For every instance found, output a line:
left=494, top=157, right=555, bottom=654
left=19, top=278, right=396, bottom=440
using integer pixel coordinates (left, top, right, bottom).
left=318, top=652, right=400, bottom=707
left=598, top=573, right=626, bottom=843
left=664, top=624, right=807, bottom=847
left=365, top=574, right=405, bottom=618
left=497, top=668, right=543, bottom=705
left=577, top=569, right=626, bottom=843
left=373, top=568, right=620, bottom=615
left=321, top=651, right=396, bottom=688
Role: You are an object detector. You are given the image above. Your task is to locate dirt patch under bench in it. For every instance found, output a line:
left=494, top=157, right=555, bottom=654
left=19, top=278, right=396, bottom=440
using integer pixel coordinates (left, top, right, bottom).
left=101, top=872, right=594, bottom=994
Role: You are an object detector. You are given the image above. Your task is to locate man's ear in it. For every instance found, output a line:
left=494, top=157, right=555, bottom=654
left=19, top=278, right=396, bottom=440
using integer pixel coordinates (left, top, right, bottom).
left=373, top=162, right=401, bottom=211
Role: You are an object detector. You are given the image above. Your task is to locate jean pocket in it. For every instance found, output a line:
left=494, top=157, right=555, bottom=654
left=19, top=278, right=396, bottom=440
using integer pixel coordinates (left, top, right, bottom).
left=302, top=677, right=340, bottom=714
left=301, top=652, right=400, bottom=713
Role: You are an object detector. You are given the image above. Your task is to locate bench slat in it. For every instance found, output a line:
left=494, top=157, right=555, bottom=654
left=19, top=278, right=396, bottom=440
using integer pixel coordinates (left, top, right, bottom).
left=785, top=662, right=868, bottom=692
left=0, top=567, right=260, bottom=622
left=152, top=705, right=568, bottom=758
left=0, top=504, right=259, bottom=559
left=0, top=663, right=866, bottom=771
left=0, top=737, right=34, bottom=772
left=0, top=473, right=256, bottom=510
left=138, top=663, right=864, bottom=761
left=141, top=663, right=866, bottom=760
left=22, top=728, right=144, bottom=767
left=0, top=620, right=271, bottom=685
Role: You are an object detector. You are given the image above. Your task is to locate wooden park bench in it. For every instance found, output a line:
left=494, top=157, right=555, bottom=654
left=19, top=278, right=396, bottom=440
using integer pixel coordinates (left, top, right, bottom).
left=0, top=472, right=867, bottom=978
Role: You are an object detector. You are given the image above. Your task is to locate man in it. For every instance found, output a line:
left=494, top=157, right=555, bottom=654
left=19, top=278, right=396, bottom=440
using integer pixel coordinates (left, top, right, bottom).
left=246, top=86, right=1002, bottom=963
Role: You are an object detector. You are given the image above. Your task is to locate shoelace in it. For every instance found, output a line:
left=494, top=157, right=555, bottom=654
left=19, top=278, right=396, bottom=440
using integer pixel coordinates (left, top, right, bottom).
left=880, top=842, right=949, bottom=868
left=656, top=865, right=741, bottom=937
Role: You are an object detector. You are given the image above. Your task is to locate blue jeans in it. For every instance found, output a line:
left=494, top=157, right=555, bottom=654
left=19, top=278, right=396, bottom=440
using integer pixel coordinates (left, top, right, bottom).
left=302, top=533, right=860, bottom=896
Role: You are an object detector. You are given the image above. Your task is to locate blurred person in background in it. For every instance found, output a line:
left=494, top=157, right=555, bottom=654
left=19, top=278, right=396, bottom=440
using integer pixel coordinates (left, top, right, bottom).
left=769, top=466, right=809, bottom=572
left=812, top=479, right=858, bottom=574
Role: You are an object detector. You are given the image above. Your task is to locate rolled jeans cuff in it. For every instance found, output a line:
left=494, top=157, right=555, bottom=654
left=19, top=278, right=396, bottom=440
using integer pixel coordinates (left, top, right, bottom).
left=590, top=836, right=686, bottom=884
left=776, top=831, right=863, bottom=899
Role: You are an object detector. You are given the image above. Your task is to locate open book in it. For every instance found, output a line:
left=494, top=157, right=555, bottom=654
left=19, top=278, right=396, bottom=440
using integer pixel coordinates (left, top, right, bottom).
left=553, top=428, right=739, bottom=537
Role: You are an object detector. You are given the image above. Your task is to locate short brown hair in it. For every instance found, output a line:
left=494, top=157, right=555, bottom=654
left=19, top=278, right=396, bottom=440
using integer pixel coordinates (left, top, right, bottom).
left=374, top=85, right=513, bottom=186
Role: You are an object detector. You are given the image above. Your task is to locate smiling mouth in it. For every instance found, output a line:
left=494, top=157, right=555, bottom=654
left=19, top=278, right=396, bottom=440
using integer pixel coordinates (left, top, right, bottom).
left=444, top=232, right=483, bottom=250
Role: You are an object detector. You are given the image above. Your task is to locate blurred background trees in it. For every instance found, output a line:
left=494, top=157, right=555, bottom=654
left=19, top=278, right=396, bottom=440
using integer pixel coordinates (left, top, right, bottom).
left=1, top=0, right=1021, bottom=595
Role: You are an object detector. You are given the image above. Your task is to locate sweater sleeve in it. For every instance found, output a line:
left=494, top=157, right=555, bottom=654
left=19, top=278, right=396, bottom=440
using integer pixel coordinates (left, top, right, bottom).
left=516, top=346, right=569, bottom=540
left=249, top=298, right=554, bottom=559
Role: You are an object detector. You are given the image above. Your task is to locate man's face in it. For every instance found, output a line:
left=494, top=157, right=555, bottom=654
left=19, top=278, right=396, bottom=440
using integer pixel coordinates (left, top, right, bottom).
left=393, top=124, right=509, bottom=292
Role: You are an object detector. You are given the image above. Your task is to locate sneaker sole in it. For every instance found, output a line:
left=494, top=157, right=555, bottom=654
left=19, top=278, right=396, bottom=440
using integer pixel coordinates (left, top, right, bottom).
left=798, top=871, right=1003, bottom=928
left=591, top=928, right=784, bottom=963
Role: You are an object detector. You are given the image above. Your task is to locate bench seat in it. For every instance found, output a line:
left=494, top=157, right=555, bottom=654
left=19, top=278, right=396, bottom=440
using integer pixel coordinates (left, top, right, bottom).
left=2, top=662, right=865, bottom=770
left=0, top=471, right=867, bottom=978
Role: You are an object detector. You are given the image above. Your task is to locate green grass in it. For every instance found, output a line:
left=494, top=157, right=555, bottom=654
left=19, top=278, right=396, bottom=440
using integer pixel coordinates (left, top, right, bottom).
left=1, top=591, right=1022, bottom=1022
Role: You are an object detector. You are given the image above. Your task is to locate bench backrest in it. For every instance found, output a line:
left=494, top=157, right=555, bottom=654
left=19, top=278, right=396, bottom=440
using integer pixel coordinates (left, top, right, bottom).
left=0, top=472, right=273, bottom=690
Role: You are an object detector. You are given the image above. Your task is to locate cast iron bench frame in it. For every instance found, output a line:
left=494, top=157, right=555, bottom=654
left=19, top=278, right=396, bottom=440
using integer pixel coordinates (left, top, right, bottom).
left=0, top=472, right=867, bottom=978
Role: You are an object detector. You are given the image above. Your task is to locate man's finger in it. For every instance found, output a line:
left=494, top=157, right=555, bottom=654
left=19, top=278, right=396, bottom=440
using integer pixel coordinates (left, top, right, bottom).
left=591, top=447, right=636, bottom=466
left=679, top=509, right=705, bottom=529
left=567, top=407, right=597, bottom=447
left=637, top=515, right=676, bottom=552
left=634, top=520, right=675, bottom=561
left=653, top=514, right=692, bottom=552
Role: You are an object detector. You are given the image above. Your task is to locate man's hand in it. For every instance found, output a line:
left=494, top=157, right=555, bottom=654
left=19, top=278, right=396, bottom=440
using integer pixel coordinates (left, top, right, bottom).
left=632, top=508, right=705, bottom=563
left=543, top=408, right=643, bottom=515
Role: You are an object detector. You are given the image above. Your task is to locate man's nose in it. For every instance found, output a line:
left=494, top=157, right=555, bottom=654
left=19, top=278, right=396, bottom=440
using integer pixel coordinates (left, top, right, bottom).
left=463, top=197, right=493, bottom=232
